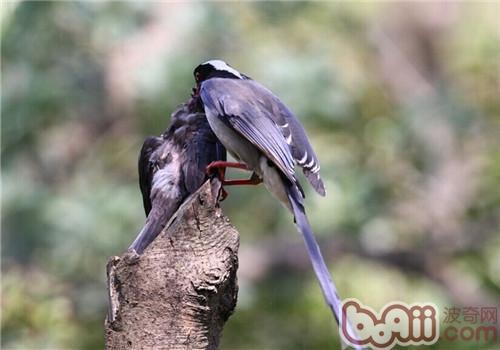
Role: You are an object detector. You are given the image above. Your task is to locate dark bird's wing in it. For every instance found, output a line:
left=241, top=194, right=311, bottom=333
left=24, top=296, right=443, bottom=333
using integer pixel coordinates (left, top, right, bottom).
left=138, top=136, right=164, bottom=216
left=200, top=79, right=296, bottom=183
left=181, top=116, right=226, bottom=193
left=132, top=134, right=184, bottom=254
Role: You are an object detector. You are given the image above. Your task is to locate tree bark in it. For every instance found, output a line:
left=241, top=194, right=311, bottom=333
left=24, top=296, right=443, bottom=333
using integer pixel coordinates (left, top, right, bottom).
left=105, top=180, right=239, bottom=350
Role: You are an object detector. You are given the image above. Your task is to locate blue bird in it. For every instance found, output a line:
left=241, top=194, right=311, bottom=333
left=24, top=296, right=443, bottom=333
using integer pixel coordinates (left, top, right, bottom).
left=191, top=59, right=347, bottom=325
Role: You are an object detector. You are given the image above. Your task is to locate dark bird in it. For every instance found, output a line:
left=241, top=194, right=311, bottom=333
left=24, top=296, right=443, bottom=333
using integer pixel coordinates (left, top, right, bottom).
left=192, top=59, right=347, bottom=327
left=129, top=103, right=225, bottom=254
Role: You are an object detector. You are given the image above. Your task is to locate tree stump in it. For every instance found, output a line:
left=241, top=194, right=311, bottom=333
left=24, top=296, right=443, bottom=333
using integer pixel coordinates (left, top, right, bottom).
left=105, top=180, right=239, bottom=349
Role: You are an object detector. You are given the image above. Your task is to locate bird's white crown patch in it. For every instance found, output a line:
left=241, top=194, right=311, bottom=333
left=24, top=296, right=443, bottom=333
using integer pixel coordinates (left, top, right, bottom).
left=203, top=59, right=243, bottom=79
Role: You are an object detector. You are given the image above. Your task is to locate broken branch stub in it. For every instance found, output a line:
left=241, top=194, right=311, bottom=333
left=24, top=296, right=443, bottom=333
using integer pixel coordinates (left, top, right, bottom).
left=105, top=180, right=239, bottom=349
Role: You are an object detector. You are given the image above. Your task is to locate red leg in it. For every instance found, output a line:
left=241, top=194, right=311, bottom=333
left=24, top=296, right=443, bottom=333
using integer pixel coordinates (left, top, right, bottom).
left=206, top=161, right=261, bottom=201
left=206, top=161, right=250, bottom=176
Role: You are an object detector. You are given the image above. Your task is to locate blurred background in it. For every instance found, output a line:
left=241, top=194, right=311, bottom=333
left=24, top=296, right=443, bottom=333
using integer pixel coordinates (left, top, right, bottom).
left=2, top=1, right=499, bottom=349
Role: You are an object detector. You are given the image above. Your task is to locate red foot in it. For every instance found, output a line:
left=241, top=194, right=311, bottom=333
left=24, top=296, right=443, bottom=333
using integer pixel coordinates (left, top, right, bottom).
left=206, top=161, right=262, bottom=201
left=219, top=187, right=228, bottom=201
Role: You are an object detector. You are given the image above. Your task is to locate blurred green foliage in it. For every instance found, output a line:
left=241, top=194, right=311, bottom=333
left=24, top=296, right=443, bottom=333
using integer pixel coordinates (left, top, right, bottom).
left=2, top=2, right=499, bottom=349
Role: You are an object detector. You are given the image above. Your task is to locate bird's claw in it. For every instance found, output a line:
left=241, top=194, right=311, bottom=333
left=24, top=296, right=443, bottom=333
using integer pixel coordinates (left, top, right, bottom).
left=219, top=187, right=228, bottom=201
left=206, top=161, right=257, bottom=202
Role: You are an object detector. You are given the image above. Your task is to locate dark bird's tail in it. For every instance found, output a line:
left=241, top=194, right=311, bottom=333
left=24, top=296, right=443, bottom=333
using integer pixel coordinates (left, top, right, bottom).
left=286, top=184, right=363, bottom=349
left=129, top=215, right=163, bottom=254
left=129, top=204, right=177, bottom=254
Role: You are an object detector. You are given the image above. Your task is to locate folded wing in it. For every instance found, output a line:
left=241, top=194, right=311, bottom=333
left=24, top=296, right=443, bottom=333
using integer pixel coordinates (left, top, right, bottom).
left=201, top=78, right=325, bottom=196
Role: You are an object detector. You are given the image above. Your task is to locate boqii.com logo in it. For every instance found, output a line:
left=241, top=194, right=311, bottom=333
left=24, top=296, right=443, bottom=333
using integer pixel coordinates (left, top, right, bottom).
left=340, top=299, right=439, bottom=349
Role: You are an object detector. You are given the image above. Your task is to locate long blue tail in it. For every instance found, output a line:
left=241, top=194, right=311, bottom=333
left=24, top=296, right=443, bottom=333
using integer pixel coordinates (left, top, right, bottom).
left=286, top=185, right=342, bottom=321
left=286, top=184, right=364, bottom=349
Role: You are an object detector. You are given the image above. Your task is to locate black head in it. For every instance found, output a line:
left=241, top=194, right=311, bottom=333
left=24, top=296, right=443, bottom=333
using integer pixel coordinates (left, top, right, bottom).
left=193, top=59, right=244, bottom=85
